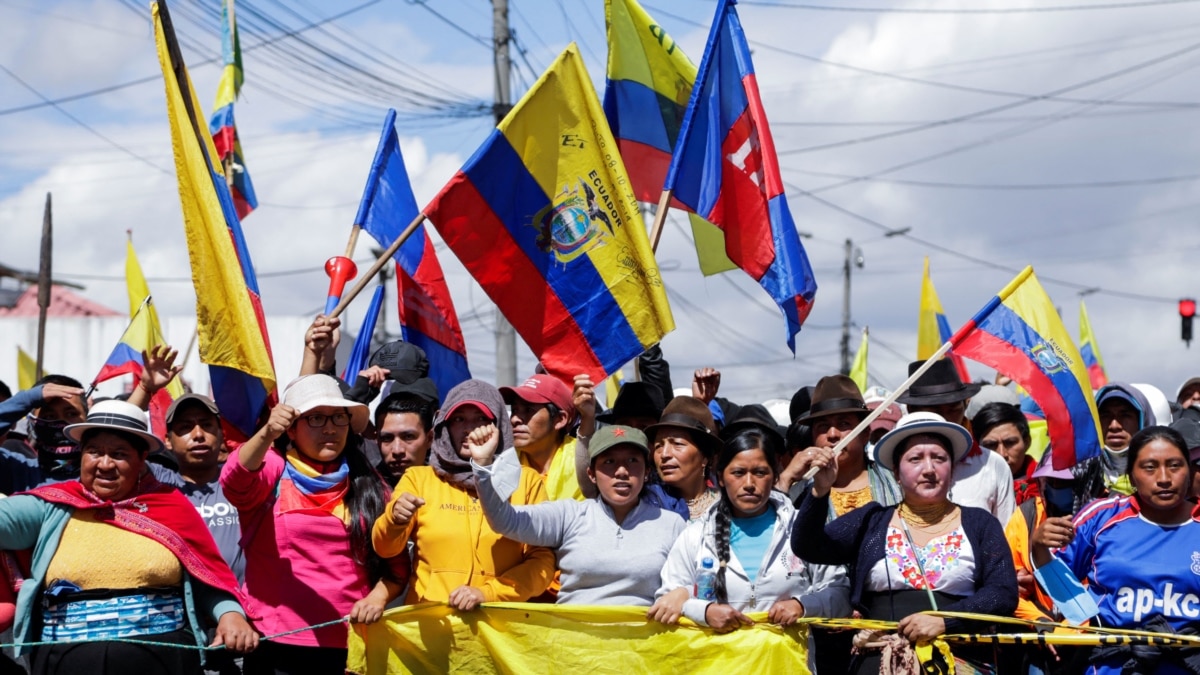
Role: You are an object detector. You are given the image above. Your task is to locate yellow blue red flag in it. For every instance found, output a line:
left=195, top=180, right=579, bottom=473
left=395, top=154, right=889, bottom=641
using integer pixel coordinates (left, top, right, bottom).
left=93, top=238, right=186, bottom=436
left=209, top=0, right=256, bottom=219
left=153, top=0, right=276, bottom=439
left=602, top=0, right=734, bottom=275
left=917, top=257, right=971, bottom=382
left=1078, top=299, right=1107, bottom=390
left=950, top=267, right=1103, bottom=469
left=423, top=44, right=674, bottom=383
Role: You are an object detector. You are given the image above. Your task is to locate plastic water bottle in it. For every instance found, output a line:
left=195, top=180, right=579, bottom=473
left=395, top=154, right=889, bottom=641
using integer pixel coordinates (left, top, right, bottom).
left=696, top=557, right=717, bottom=601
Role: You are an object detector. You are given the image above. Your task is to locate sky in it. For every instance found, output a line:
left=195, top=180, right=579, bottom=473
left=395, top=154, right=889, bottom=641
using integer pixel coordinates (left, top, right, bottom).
left=1, top=0, right=1198, bottom=407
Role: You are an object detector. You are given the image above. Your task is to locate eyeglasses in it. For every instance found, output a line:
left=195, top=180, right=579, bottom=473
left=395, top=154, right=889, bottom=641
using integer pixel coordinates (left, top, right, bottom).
left=302, top=412, right=351, bottom=428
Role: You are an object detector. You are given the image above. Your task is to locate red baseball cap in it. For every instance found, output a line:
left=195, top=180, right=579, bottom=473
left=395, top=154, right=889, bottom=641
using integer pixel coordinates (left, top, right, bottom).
left=500, top=374, right=575, bottom=419
left=867, top=401, right=903, bottom=435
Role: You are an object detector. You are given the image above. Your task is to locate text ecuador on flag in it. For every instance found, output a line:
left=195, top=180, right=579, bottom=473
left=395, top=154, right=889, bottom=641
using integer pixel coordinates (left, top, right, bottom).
left=423, top=44, right=674, bottom=382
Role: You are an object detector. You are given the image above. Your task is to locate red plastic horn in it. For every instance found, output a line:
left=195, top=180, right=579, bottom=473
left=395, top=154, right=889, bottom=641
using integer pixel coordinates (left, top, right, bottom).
left=323, top=256, right=358, bottom=315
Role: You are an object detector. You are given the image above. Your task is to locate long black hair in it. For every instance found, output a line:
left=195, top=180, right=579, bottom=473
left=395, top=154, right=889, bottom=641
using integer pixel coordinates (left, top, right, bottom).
left=274, top=429, right=393, bottom=585
left=712, top=426, right=782, bottom=604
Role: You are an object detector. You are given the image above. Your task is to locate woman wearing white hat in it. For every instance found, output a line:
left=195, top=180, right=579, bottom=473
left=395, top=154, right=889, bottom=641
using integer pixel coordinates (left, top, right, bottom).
left=223, top=374, right=408, bottom=674
left=0, top=399, right=257, bottom=674
left=793, top=412, right=1018, bottom=673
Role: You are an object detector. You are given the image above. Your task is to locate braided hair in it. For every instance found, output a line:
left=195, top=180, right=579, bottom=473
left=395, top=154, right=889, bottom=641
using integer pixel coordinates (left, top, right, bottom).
left=712, top=426, right=783, bottom=604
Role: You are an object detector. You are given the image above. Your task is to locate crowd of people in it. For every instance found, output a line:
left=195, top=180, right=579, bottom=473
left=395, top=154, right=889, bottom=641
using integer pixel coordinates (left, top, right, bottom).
left=0, top=314, right=1199, bottom=674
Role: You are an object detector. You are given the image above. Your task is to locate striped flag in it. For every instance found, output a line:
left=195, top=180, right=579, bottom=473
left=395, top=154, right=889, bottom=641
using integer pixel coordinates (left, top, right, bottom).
left=208, top=0, right=257, bottom=219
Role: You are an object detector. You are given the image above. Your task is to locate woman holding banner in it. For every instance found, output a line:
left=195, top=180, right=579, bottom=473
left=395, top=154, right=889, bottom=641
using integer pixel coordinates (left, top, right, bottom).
left=1032, top=426, right=1200, bottom=675
left=223, top=374, right=408, bottom=674
left=467, top=423, right=684, bottom=605
left=650, top=411, right=850, bottom=672
left=793, top=412, right=1017, bottom=674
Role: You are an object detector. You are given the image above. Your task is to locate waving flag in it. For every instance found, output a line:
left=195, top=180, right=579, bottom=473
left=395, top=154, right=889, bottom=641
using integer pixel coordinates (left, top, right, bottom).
left=17, top=347, right=36, bottom=391
left=1079, top=299, right=1108, bottom=390
left=208, top=0, right=257, bottom=219
left=917, top=257, right=971, bottom=383
left=93, top=238, right=187, bottom=435
left=424, top=44, right=674, bottom=383
left=356, top=110, right=470, bottom=401
left=602, top=0, right=734, bottom=275
left=950, top=267, right=1102, bottom=469
left=153, top=0, right=276, bottom=439
left=341, top=285, right=385, bottom=384
left=663, top=0, right=817, bottom=351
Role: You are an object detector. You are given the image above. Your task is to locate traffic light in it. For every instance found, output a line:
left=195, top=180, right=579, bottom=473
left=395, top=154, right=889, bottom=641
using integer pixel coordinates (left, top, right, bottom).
left=1182, top=298, right=1196, bottom=347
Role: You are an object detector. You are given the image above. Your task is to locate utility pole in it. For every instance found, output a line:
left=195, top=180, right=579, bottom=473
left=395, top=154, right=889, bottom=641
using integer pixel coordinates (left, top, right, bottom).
left=839, top=238, right=863, bottom=375
left=492, top=0, right=517, bottom=387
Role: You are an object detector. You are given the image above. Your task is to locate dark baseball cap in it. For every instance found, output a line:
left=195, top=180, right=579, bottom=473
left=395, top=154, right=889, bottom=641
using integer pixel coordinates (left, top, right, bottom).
left=368, top=341, right=430, bottom=384
left=388, top=377, right=439, bottom=405
left=165, top=394, right=220, bottom=426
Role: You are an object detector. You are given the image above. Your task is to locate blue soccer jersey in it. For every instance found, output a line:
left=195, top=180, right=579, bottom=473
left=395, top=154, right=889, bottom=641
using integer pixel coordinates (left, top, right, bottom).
left=1056, top=495, right=1200, bottom=675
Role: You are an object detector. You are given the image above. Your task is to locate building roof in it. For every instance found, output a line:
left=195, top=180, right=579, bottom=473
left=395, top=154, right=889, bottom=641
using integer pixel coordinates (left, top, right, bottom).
left=0, top=285, right=120, bottom=317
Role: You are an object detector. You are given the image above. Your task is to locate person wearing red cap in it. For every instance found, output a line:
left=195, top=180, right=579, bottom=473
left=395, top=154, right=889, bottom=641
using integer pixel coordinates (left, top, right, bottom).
left=501, top=375, right=584, bottom=502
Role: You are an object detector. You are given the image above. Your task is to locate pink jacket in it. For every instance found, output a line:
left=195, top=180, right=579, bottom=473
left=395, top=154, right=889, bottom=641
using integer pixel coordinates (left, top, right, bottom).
left=221, top=448, right=380, bottom=648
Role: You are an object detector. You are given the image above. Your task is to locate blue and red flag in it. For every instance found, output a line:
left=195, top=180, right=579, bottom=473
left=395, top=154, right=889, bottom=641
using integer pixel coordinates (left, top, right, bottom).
left=208, top=0, right=257, bottom=220
left=950, top=267, right=1103, bottom=470
left=356, top=109, right=470, bottom=401
left=341, top=285, right=385, bottom=384
left=663, top=0, right=817, bottom=350
left=423, top=45, right=674, bottom=383
left=153, top=0, right=276, bottom=440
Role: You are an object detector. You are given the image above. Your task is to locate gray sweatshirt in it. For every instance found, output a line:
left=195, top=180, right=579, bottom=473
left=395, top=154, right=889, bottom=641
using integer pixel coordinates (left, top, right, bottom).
left=473, top=453, right=685, bottom=606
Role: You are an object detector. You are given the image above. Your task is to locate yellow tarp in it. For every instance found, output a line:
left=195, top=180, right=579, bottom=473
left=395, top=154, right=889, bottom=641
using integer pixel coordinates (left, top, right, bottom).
left=347, top=603, right=810, bottom=674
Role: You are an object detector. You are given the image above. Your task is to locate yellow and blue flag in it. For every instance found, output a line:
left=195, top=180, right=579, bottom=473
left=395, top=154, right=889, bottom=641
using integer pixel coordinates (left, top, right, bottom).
left=1079, top=299, right=1108, bottom=390
left=602, top=0, right=734, bottom=275
left=918, top=257, right=971, bottom=382
left=153, top=0, right=276, bottom=439
left=424, top=44, right=674, bottom=383
left=93, top=237, right=186, bottom=436
left=950, top=267, right=1103, bottom=469
left=209, top=0, right=256, bottom=219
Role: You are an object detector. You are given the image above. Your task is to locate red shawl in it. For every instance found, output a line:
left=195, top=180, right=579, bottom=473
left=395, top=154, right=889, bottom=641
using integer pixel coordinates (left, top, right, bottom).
left=25, top=473, right=242, bottom=602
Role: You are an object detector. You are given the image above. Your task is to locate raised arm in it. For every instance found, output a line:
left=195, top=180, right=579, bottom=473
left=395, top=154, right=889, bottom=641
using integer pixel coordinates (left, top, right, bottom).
left=127, top=344, right=182, bottom=411
left=298, top=315, right=341, bottom=377
left=469, top=424, right=571, bottom=548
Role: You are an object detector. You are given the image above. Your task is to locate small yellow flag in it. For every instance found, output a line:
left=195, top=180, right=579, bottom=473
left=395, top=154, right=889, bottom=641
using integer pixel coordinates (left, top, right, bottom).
left=849, top=327, right=868, bottom=393
left=17, top=348, right=37, bottom=391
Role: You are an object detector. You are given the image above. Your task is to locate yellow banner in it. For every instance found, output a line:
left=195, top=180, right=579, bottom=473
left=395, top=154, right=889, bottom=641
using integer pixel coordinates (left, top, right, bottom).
left=347, top=603, right=811, bottom=674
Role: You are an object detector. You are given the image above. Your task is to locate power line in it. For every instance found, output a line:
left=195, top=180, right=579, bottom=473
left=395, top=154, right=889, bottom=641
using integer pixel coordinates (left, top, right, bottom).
left=742, top=0, right=1200, bottom=13
left=785, top=167, right=1200, bottom=191
left=643, top=3, right=1200, bottom=112
left=0, top=64, right=172, bottom=176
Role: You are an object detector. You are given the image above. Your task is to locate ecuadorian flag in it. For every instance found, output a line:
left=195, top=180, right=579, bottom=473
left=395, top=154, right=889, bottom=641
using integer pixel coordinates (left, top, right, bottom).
left=208, top=0, right=256, bottom=219
left=153, top=0, right=276, bottom=439
left=1079, top=298, right=1108, bottom=390
left=950, top=267, right=1102, bottom=470
left=424, top=44, right=674, bottom=383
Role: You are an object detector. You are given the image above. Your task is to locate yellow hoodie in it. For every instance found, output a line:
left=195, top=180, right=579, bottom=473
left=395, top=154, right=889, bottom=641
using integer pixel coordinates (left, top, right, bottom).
left=372, top=466, right=555, bottom=604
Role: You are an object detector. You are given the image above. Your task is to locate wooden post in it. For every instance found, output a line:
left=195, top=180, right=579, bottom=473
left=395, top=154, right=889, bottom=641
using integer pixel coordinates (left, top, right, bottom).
left=35, top=193, right=52, bottom=381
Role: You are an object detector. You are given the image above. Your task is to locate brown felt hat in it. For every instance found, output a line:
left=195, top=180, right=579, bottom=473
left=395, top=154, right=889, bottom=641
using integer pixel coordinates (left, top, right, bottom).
left=797, top=375, right=869, bottom=424
left=643, top=396, right=723, bottom=457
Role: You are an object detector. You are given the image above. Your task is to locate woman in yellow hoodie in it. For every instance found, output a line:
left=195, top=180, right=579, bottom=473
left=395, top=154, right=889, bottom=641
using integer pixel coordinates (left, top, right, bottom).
left=372, top=380, right=555, bottom=609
